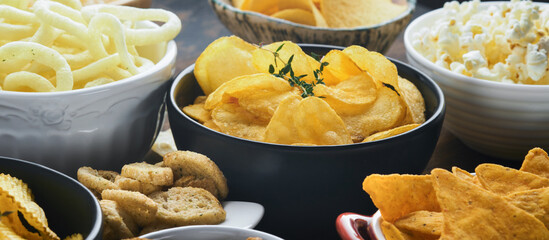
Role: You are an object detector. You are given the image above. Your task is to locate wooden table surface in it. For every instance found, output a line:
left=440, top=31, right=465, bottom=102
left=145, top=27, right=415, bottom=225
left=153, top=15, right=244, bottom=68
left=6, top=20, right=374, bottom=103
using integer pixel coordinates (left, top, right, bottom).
left=153, top=0, right=524, bottom=172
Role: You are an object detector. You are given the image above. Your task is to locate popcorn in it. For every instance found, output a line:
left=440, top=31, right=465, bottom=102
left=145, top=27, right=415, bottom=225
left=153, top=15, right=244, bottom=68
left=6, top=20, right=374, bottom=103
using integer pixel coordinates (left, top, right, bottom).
left=413, top=0, right=549, bottom=84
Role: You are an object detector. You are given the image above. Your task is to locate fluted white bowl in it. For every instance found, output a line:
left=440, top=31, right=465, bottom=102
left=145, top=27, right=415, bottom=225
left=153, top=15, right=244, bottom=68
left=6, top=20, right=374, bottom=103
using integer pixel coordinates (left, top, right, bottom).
left=404, top=2, right=549, bottom=160
left=0, top=33, right=176, bottom=176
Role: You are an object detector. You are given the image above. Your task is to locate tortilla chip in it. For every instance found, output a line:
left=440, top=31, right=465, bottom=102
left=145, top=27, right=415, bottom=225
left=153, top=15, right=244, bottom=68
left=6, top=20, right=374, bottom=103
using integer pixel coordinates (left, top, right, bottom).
left=363, top=174, right=440, bottom=222
left=476, top=163, right=549, bottom=195
left=394, top=211, right=441, bottom=239
left=431, top=168, right=549, bottom=239
left=506, top=187, right=549, bottom=230
left=520, top=148, right=549, bottom=179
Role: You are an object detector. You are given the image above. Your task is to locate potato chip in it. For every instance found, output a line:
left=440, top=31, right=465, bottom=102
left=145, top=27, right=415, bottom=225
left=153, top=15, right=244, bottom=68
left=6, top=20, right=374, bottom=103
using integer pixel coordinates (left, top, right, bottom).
left=205, top=73, right=292, bottom=110
left=211, top=102, right=267, bottom=141
left=343, top=45, right=400, bottom=94
left=0, top=222, right=25, bottom=240
left=264, top=95, right=302, bottom=144
left=194, top=36, right=258, bottom=95
left=320, top=0, right=407, bottom=28
left=506, top=187, right=549, bottom=230
left=394, top=211, right=441, bottom=240
left=476, top=163, right=549, bottom=195
left=0, top=174, right=59, bottom=240
left=321, top=49, right=363, bottom=85
left=271, top=9, right=316, bottom=26
left=239, top=0, right=278, bottom=15
left=275, top=0, right=326, bottom=27
left=431, top=168, right=549, bottom=239
left=294, top=96, right=353, bottom=145
left=520, top=147, right=549, bottom=179
left=341, top=86, right=406, bottom=142
left=277, top=0, right=311, bottom=11
left=398, top=77, right=425, bottom=124
left=182, top=103, right=211, bottom=123
left=252, top=41, right=317, bottom=84
left=314, top=72, right=378, bottom=115
left=363, top=124, right=419, bottom=142
left=362, top=174, right=440, bottom=223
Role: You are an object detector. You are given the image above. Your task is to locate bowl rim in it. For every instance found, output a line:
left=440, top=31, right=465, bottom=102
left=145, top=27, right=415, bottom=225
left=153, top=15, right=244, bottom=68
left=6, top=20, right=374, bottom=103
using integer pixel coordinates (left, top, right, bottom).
left=403, top=1, right=549, bottom=91
left=0, top=40, right=177, bottom=97
left=140, top=225, right=284, bottom=239
left=169, top=43, right=445, bottom=149
left=0, top=156, right=103, bottom=240
left=210, top=0, right=416, bottom=31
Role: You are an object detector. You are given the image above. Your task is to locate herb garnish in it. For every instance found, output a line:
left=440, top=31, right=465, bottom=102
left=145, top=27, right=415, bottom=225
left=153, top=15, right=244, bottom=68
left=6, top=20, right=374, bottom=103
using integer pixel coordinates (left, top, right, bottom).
left=263, top=44, right=329, bottom=98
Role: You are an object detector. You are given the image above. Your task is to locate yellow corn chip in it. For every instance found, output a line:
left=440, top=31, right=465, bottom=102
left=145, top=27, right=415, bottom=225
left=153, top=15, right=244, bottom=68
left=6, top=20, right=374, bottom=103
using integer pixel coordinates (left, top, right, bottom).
left=362, top=174, right=440, bottom=222
left=431, top=168, right=549, bottom=239
left=520, top=147, right=549, bottom=179
left=394, top=210, right=441, bottom=239
left=506, top=187, right=549, bottom=230
left=476, top=163, right=549, bottom=195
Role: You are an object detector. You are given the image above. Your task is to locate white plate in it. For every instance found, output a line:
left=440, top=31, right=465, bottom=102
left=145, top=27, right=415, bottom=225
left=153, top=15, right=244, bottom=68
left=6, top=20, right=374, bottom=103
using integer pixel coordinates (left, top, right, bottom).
left=220, top=201, right=264, bottom=229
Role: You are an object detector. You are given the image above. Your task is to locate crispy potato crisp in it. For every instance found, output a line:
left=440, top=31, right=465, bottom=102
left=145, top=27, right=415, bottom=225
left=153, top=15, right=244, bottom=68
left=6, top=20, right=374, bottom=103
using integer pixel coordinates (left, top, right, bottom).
left=186, top=36, right=426, bottom=145
left=232, top=0, right=408, bottom=28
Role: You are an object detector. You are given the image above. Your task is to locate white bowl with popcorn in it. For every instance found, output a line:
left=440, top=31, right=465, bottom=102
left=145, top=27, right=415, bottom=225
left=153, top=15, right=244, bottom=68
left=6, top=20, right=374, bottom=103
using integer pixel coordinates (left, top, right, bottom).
left=404, top=0, right=549, bottom=160
left=0, top=1, right=180, bottom=175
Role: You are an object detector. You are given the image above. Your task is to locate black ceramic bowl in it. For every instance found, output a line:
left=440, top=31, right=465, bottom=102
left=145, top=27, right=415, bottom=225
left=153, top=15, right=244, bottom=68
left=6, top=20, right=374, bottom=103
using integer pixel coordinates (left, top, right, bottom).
left=167, top=44, right=445, bottom=239
left=0, top=156, right=102, bottom=240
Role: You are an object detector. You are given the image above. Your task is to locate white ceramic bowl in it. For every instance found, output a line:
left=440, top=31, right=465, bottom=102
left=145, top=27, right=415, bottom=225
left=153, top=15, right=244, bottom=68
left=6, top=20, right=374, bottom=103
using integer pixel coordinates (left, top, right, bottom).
left=404, top=2, right=549, bottom=160
left=0, top=33, right=176, bottom=176
left=140, top=225, right=283, bottom=240
left=209, top=0, right=415, bottom=53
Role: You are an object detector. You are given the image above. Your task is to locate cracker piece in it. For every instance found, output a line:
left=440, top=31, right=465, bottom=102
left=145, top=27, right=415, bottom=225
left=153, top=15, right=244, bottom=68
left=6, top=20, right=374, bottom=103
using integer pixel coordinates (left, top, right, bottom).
left=115, top=176, right=163, bottom=195
left=163, top=151, right=228, bottom=200
left=121, top=162, right=173, bottom=186
left=100, top=200, right=138, bottom=240
left=101, top=189, right=158, bottom=227
left=77, top=167, right=120, bottom=194
left=148, top=187, right=226, bottom=225
left=173, top=175, right=219, bottom=199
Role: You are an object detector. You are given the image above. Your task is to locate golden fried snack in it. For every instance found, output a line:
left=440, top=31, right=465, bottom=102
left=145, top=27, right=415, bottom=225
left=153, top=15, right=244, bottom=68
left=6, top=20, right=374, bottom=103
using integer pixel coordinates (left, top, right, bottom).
left=114, top=176, right=163, bottom=195
left=173, top=175, right=219, bottom=199
left=138, top=223, right=176, bottom=236
left=121, top=162, right=174, bottom=186
left=163, top=151, right=228, bottom=200
left=101, top=189, right=158, bottom=227
left=148, top=187, right=226, bottom=226
left=77, top=167, right=120, bottom=194
left=100, top=200, right=138, bottom=240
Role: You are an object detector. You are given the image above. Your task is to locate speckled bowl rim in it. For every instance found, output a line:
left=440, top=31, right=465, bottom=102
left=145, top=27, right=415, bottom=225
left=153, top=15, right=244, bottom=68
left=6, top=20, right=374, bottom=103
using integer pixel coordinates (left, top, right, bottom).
left=404, top=1, right=549, bottom=92
left=0, top=39, right=177, bottom=97
left=169, top=43, right=445, bottom=149
left=210, top=0, right=416, bottom=31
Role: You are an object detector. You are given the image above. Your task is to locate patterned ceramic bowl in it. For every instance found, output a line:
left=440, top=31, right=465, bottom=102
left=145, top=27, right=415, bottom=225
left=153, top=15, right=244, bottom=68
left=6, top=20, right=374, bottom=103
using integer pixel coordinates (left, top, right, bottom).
left=209, top=0, right=415, bottom=53
left=0, top=24, right=176, bottom=176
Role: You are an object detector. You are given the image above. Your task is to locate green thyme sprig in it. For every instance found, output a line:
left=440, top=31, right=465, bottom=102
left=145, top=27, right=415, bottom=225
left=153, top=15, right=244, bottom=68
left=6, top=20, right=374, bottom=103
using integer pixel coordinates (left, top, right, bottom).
left=262, top=44, right=329, bottom=98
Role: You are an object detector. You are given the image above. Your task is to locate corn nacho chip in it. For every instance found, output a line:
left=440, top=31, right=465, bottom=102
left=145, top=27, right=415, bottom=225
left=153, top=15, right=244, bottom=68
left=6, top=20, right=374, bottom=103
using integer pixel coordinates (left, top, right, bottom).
left=520, top=147, right=549, bottom=179
left=380, top=219, right=412, bottom=240
left=394, top=211, right=441, bottom=240
left=506, top=187, right=549, bottom=230
left=476, top=163, right=549, bottom=195
left=431, top=168, right=549, bottom=239
left=362, top=174, right=440, bottom=222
